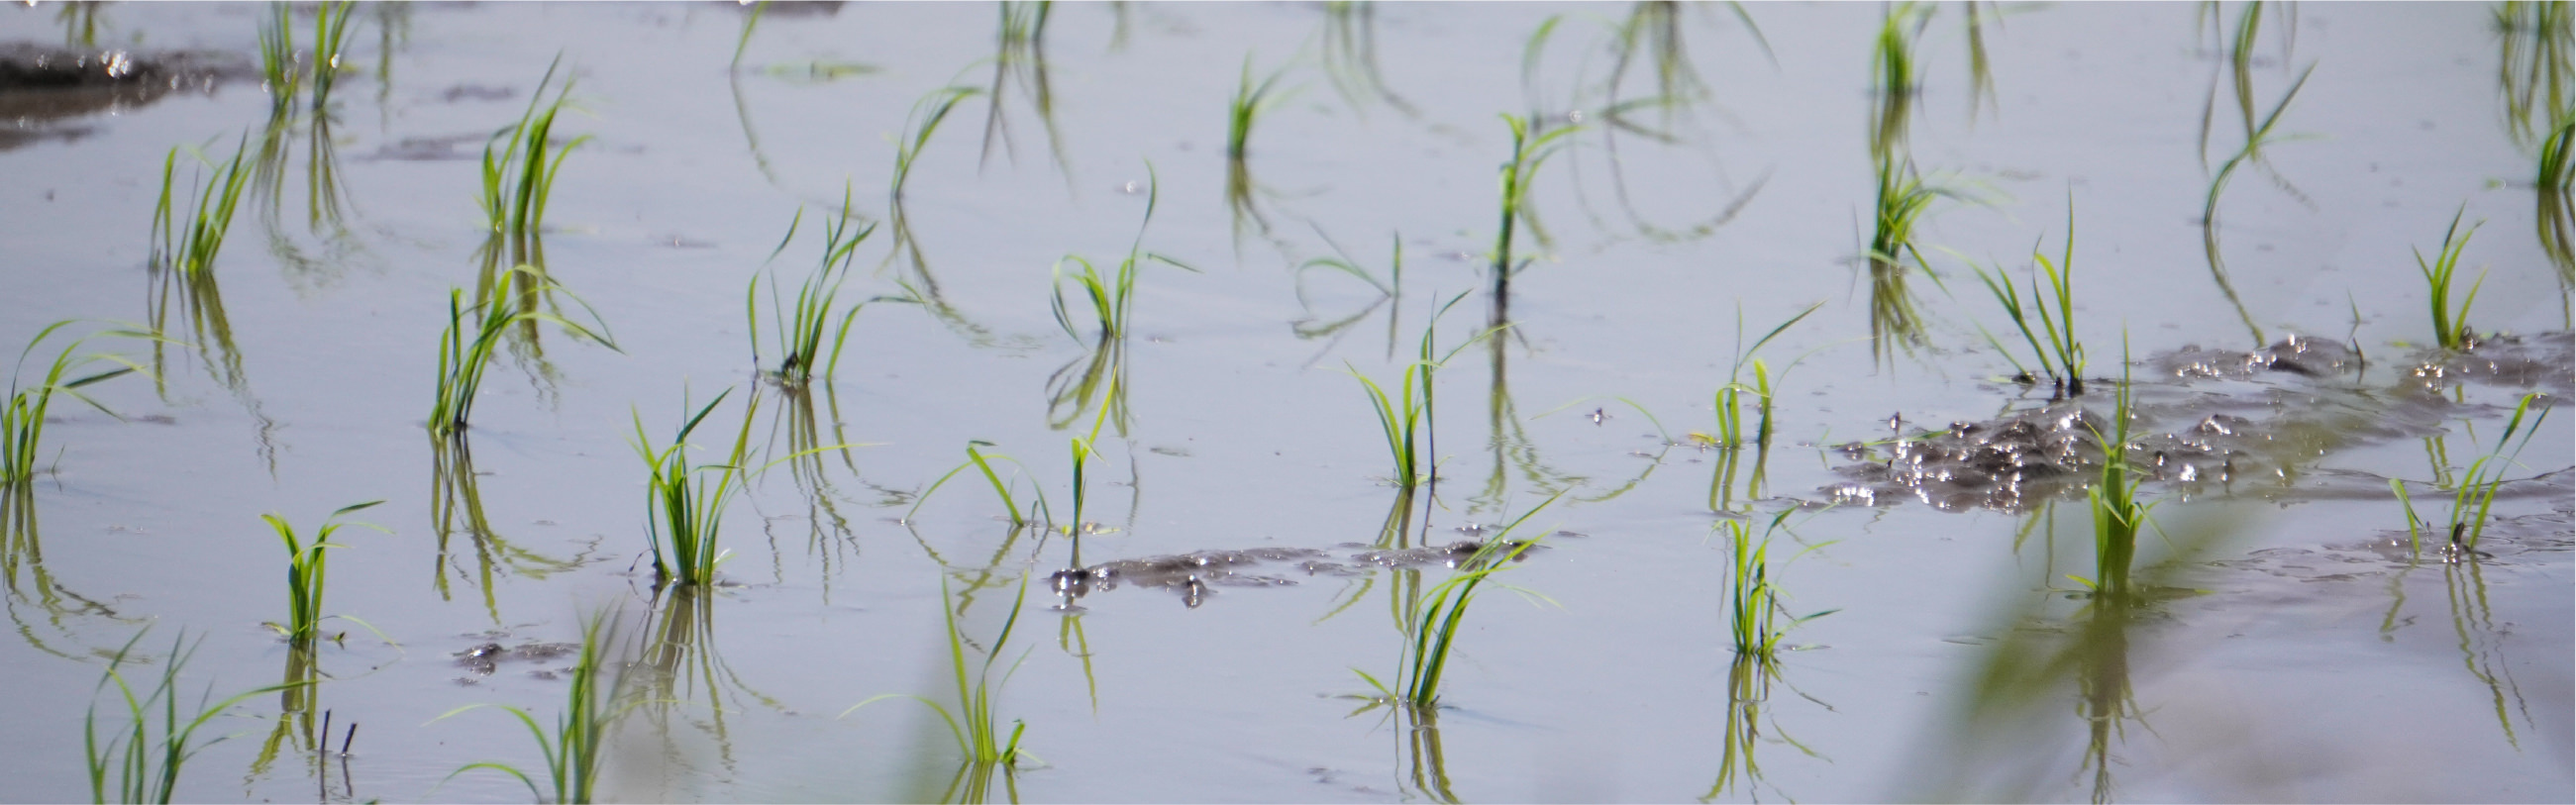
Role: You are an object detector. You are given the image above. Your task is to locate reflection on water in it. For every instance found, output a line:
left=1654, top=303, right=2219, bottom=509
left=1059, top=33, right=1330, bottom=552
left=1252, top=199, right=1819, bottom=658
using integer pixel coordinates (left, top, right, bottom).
left=1319, top=2, right=1413, bottom=118
left=628, top=583, right=780, bottom=793
left=979, top=1, right=1067, bottom=180
left=430, top=435, right=580, bottom=624
left=0, top=484, right=132, bottom=658
left=1702, top=654, right=1827, bottom=803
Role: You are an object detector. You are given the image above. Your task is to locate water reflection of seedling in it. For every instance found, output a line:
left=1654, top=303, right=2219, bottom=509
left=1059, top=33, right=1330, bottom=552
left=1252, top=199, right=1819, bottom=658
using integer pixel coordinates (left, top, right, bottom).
left=634, top=583, right=780, bottom=776
left=438, top=611, right=632, bottom=805
left=2493, top=1, right=2568, bottom=149
left=1971, top=203, right=2088, bottom=396
left=1701, top=652, right=1826, bottom=803
left=1865, top=156, right=1962, bottom=366
left=2199, top=13, right=2315, bottom=348
left=1353, top=491, right=1561, bottom=710
left=748, top=192, right=881, bottom=387
left=1291, top=231, right=1405, bottom=358
left=263, top=501, right=387, bottom=645
left=86, top=628, right=306, bottom=805
left=883, top=84, right=1003, bottom=344
left=2412, top=206, right=2488, bottom=352
left=428, top=266, right=617, bottom=439
left=1225, top=54, right=1294, bottom=246
left=843, top=577, right=1037, bottom=804
left=633, top=389, right=761, bottom=588
left=979, top=1, right=1067, bottom=176
left=2535, top=119, right=2573, bottom=315
left=1320, top=2, right=1414, bottom=116
left=431, top=435, right=577, bottom=623
left=147, top=138, right=254, bottom=393
left=1869, top=2, right=1932, bottom=158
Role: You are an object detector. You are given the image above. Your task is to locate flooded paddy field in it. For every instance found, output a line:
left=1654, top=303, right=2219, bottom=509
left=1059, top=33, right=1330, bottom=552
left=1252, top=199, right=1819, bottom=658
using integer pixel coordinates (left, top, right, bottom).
left=1, top=2, right=2569, bottom=802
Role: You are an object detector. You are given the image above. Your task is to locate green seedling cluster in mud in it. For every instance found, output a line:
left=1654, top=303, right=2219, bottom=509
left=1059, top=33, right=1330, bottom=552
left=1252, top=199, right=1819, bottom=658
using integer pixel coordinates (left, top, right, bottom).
left=749, top=190, right=878, bottom=386
left=1225, top=54, right=1292, bottom=239
left=633, top=389, right=762, bottom=588
left=427, top=266, right=616, bottom=438
left=2076, top=349, right=2151, bottom=599
left=3, top=323, right=150, bottom=489
left=150, top=140, right=252, bottom=288
left=1051, top=167, right=1190, bottom=346
left=1349, top=293, right=1485, bottom=491
left=1866, top=157, right=1954, bottom=363
left=2395, top=392, right=2555, bottom=554
left=439, top=612, right=627, bottom=805
left=1707, top=304, right=1815, bottom=511
left=264, top=501, right=385, bottom=645
left=477, top=58, right=587, bottom=283
left=2414, top=207, right=2488, bottom=352
left=1722, top=512, right=1836, bottom=659
left=86, top=629, right=304, bottom=805
left=1356, top=492, right=1562, bottom=709
left=1973, top=204, right=2088, bottom=395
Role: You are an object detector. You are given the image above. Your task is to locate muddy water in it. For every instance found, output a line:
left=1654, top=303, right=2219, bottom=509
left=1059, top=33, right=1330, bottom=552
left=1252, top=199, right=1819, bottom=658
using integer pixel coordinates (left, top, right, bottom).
left=0, top=2, right=2569, bottom=802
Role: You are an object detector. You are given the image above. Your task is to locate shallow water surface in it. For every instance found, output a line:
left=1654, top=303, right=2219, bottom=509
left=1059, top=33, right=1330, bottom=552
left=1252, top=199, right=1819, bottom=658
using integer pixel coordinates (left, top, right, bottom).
left=0, top=2, right=2570, bottom=803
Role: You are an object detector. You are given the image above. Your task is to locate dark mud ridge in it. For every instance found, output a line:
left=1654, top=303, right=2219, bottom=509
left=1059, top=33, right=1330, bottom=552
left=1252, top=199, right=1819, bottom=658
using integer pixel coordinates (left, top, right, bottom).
left=1047, top=537, right=1552, bottom=608
left=0, top=44, right=250, bottom=149
left=1818, top=332, right=2571, bottom=513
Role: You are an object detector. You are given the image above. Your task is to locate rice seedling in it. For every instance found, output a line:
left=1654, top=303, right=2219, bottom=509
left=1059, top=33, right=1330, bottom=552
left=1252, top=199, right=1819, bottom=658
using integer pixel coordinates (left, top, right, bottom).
left=879, top=84, right=1004, bottom=344
left=86, top=629, right=305, bottom=805
left=307, top=1, right=358, bottom=112
left=262, top=501, right=386, bottom=645
left=1707, top=304, right=1816, bottom=511
left=258, top=4, right=301, bottom=114
left=1971, top=202, right=2087, bottom=396
left=476, top=56, right=588, bottom=299
left=1353, top=491, right=1562, bottom=710
left=632, top=388, right=761, bottom=588
left=3, top=322, right=153, bottom=490
left=1865, top=155, right=1961, bottom=366
left=2200, top=29, right=2315, bottom=348
left=1347, top=293, right=1486, bottom=491
left=910, top=440, right=1048, bottom=531
left=2412, top=206, right=2488, bottom=352
left=748, top=191, right=879, bottom=387
left=2428, top=393, right=2554, bottom=554
left=1048, top=167, right=1191, bottom=434
left=1491, top=113, right=1581, bottom=293
left=2495, top=0, right=2571, bottom=150
left=427, top=266, right=616, bottom=439
left=1291, top=231, right=1405, bottom=357
left=1602, top=1, right=1714, bottom=122
left=843, top=576, right=1036, bottom=804
left=1226, top=54, right=1293, bottom=244
left=437, top=611, right=630, bottom=805
left=1964, top=0, right=1998, bottom=121
left=1870, top=2, right=1932, bottom=159
left=1721, top=511, right=1838, bottom=659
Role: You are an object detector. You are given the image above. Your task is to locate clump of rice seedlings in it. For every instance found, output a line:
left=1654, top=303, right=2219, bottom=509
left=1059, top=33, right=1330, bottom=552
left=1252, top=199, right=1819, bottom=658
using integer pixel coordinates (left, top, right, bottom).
left=2495, top=1, right=2571, bottom=149
left=1347, top=293, right=1483, bottom=491
left=632, top=388, right=761, bottom=588
left=438, top=611, right=629, bottom=805
left=3, top=322, right=152, bottom=489
left=1866, top=156, right=1961, bottom=366
left=1226, top=54, right=1293, bottom=244
left=1354, top=492, right=1562, bottom=710
left=1707, top=304, right=1816, bottom=511
left=843, top=577, right=1036, bottom=803
left=2200, top=16, right=2316, bottom=348
left=1870, top=2, right=1932, bottom=158
left=476, top=57, right=589, bottom=301
left=2076, top=348, right=2152, bottom=600
left=881, top=84, right=998, bottom=342
left=2413, top=206, right=2488, bottom=352
left=1048, top=167, right=1192, bottom=434
left=87, top=629, right=304, bottom=805
left=1492, top=113, right=1582, bottom=292
left=263, top=501, right=386, bottom=645
left=2399, top=393, right=2556, bottom=555
left=1721, top=511, right=1838, bottom=659
left=1601, top=1, right=1739, bottom=123
left=748, top=190, right=879, bottom=387
left=427, top=266, right=616, bottom=439
left=1319, top=1, right=1415, bottom=116
left=148, top=138, right=257, bottom=398
left=56, top=0, right=105, bottom=48
left=1972, top=203, right=2088, bottom=396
